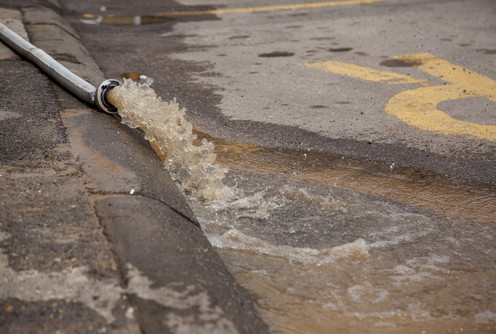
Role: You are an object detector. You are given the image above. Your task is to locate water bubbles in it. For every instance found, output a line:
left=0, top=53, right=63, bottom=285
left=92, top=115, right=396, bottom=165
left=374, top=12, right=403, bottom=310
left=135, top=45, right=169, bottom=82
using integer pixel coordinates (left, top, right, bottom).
left=138, top=75, right=154, bottom=86
left=107, top=79, right=231, bottom=201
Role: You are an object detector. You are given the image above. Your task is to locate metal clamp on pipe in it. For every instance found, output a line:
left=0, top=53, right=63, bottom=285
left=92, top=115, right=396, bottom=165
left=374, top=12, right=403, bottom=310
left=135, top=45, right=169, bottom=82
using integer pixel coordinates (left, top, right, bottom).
left=95, top=79, right=121, bottom=114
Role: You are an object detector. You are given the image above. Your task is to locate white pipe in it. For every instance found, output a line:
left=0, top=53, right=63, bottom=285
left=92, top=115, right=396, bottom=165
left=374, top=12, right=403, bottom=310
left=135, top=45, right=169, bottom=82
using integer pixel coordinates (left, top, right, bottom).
left=0, top=21, right=96, bottom=104
left=0, top=21, right=119, bottom=113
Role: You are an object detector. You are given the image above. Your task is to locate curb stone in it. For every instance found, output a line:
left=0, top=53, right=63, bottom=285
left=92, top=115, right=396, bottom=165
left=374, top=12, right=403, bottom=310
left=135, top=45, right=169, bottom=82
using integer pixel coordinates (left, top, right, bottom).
left=0, top=8, right=28, bottom=60
left=22, top=5, right=105, bottom=85
left=0, top=46, right=139, bottom=333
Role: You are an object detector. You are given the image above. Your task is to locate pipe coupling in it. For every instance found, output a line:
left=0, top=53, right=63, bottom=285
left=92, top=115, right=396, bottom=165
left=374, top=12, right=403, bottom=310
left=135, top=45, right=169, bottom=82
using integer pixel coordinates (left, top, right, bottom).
left=95, top=79, right=121, bottom=114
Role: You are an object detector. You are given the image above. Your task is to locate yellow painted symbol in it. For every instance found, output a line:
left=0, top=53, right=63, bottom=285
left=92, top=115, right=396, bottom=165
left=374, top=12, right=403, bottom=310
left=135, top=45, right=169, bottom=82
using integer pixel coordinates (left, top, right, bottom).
left=302, top=53, right=496, bottom=141
left=303, top=60, right=427, bottom=85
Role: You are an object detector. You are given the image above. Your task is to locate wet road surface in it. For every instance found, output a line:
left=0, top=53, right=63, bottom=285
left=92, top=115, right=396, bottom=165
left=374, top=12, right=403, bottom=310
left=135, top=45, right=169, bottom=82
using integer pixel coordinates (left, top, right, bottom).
left=60, top=0, right=496, bottom=332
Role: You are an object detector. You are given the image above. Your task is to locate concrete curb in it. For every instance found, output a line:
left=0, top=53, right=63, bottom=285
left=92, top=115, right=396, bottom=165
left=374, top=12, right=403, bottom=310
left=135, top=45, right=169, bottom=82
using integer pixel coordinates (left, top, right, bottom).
left=0, top=2, right=269, bottom=333
left=22, top=4, right=104, bottom=86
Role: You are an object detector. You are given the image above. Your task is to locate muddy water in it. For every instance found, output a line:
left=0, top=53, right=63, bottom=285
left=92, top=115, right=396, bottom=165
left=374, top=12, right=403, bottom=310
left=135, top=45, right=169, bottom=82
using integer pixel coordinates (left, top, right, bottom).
left=107, top=79, right=230, bottom=201
left=108, top=81, right=496, bottom=333
left=190, top=134, right=496, bottom=334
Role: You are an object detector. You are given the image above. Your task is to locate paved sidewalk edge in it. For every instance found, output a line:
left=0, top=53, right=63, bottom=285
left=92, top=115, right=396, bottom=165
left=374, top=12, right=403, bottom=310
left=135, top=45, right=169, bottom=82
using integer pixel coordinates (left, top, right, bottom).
left=2, top=2, right=269, bottom=333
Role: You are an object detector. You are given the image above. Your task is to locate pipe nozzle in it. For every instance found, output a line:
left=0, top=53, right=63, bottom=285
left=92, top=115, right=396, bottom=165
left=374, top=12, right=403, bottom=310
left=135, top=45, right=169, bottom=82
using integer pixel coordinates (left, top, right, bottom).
left=95, top=79, right=121, bottom=114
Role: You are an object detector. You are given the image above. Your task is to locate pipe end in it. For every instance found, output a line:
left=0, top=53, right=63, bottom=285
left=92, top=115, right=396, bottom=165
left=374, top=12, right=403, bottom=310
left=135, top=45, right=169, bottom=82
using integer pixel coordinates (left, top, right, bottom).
left=95, top=79, right=120, bottom=114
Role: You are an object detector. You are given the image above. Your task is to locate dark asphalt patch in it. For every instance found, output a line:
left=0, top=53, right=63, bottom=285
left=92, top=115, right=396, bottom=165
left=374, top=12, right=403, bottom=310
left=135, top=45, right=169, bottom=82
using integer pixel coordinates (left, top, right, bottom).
left=355, top=51, right=369, bottom=56
left=380, top=58, right=422, bottom=67
left=258, top=51, right=294, bottom=57
left=329, top=47, right=353, bottom=52
left=229, top=35, right=250, bottom=39
left=477, top=48, right=496, bottom=55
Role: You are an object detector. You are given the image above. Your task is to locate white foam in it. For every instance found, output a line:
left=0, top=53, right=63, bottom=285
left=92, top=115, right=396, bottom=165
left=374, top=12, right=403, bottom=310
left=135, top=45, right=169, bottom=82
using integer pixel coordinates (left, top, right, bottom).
left=108, top=79, right=232, bottom=201
left=347, top=284, right=389, bottom=304
left=279, top=185, right=347, bottom=212
left=205, top=189, right=286, bottom=220
left=475, top=310, right=496, bottom=324
left=208, top=229, right=369, bottom=265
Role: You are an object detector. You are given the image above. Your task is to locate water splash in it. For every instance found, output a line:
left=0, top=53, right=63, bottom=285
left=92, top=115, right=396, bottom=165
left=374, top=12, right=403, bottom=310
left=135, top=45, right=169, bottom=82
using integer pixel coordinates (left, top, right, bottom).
left=209, top=229, right=369, bottom=266
left=107, top=79, right=231, bottom=201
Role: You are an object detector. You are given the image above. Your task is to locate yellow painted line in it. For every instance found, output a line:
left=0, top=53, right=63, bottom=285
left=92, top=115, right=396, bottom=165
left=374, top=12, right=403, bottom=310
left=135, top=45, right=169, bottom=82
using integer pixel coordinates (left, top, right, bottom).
left=385, top=54, right=496, bottom=141
left=301, top=60, right=427, bottom=85
left=385, top=85, right=496, bottom=140
left=394, top=53, right=496, bottom=103
left=302, top=53, right=496, bottom=141
left=157, top=0, right=384, bottom=16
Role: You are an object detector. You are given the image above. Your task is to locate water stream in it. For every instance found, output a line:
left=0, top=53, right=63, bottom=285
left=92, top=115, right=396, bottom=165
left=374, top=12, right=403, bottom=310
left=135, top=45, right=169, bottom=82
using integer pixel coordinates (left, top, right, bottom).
left=107, top=80, right=496, bottom=333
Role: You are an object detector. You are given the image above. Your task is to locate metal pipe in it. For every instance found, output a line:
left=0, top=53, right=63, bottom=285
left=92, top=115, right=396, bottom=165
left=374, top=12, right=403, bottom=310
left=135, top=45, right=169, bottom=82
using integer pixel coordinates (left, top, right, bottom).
left=0, top=21, right=119, bottom=114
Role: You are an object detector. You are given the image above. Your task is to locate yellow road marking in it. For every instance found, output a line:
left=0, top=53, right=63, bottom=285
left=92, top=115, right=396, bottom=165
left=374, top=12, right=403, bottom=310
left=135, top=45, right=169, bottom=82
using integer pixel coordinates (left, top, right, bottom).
left=394, top=53, right=496, bottom=102
left=302, top=54, right=496, bottom=141
left=385, top=54, right=496, bottom=141
left=301, top=60, right=427, bottom=85
left=159, top=0, right=383, bottom=16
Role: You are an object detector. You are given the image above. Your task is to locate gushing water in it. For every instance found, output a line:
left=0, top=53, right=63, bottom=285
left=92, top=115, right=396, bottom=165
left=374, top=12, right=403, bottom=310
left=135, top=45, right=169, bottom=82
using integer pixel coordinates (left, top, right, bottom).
left=107, top=79, right=231, bottom=201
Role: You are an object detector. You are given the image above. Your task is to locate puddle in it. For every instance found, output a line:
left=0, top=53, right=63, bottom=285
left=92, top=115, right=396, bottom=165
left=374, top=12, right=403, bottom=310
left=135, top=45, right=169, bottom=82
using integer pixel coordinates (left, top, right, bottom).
left=195, top=131, right=496, bottom=225
left=81, top=14, right=173, bottom=26
left=106, top=81, right=496, bottom=333
left=190, top=131, right=496, bottom=333
left=218, top=248, right=496, bottom=334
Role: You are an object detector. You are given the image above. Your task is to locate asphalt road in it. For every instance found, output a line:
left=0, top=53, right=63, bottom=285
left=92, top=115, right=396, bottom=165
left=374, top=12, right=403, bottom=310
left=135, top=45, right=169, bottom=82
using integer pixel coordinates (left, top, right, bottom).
left=60, top=0, right=496, bottom=186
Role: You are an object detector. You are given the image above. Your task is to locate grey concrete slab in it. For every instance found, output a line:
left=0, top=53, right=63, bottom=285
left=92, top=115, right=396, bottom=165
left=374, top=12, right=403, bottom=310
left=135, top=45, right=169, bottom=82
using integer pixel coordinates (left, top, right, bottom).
left=0, top=58, right=138, bottom=333
left=22, top=5, right=79, bottom=38
left=0, top=8, right=26, bottom=60
left=61, top=107, right=198, bottom=223
left=95, top=196, right=269, bottom=334
left=22, top=6, right=105, bottom=85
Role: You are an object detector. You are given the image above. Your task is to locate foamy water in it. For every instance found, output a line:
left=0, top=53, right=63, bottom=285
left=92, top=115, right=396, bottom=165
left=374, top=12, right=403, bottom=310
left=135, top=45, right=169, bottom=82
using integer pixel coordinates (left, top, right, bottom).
left=107, top=79, right=231, bottom=201
left=107, top=79, right=283, bottom=218
left=209, top=229, right=369, bottom=266
left=106, top=80, right=496, bottom=334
